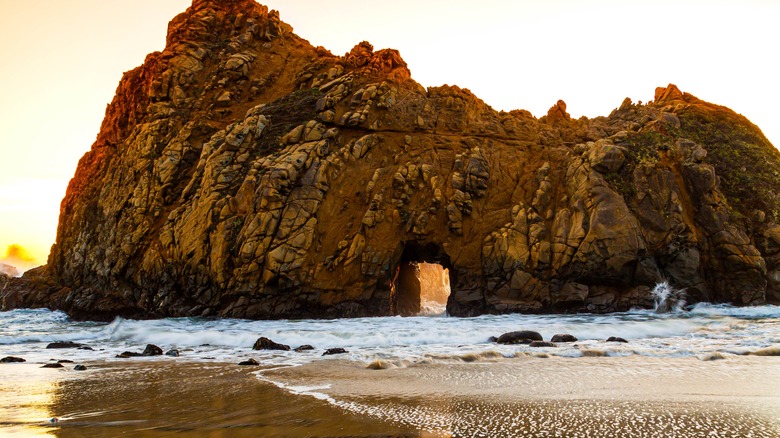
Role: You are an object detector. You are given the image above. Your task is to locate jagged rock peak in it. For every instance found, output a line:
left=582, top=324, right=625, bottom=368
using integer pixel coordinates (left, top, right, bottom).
left=654, top=83, right=685, bottom=103
left=190, top=0, right=264, bottom=11
left=167, top=0, right=289, bottom=46
left=344, top=41, right=411, bottom=80
left=546, top=99, right=570, bottom=120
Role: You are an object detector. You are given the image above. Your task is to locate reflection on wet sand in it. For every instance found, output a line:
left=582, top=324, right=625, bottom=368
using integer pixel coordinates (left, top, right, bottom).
left=0, top=364, right=59, bottom=436
left=2, top=362, right=416, bottom=437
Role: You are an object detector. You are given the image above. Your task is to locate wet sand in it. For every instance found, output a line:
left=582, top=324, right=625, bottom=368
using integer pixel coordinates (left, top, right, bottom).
left=2, top=354, right=779, bottom=437
left=0, top=361, right=416, bottom=437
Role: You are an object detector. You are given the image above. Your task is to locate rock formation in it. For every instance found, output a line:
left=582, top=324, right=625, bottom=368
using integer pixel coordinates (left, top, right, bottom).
left=3, top=0, right=780, bottom=320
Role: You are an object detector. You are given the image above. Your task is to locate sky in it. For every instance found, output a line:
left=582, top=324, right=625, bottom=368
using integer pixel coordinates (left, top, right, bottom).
left=1, top=0, right=778, bottom=271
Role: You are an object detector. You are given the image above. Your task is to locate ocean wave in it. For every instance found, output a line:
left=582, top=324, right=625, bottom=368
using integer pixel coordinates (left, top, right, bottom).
left=688, top=302, right=780, bottom=319
left=1, top=306, right=779, bottom=365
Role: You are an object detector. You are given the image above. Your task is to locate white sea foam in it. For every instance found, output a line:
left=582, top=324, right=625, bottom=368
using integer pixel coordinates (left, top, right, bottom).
left=1, top=302, right=779, bottom=365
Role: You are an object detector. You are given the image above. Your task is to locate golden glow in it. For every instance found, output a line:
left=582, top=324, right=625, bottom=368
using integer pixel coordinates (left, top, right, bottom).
left=1, top=244, right=37, bottom=274
left=0, top=366, right=59, bottom=436
left=1, top=0, right=778, bottom=266
left=418, top=263, right=451, bottom=315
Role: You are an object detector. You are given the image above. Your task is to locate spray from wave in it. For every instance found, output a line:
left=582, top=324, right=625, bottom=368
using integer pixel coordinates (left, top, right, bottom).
left=652, top=282, right=686, bottom=313
left=0, top=244, right=38, bottom=276
left=0, top=263, right=19, bottom=277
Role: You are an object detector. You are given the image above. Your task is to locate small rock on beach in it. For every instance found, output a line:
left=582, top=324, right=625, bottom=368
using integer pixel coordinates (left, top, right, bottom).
left=551, top=334, right=578, bottom=342
left=46, top=341, right=85, bottom=349
left=116, top=351, right=142, bottom=358
left=142, top=344, right=163, bottom=356
left=253, top=337, right=291, bottom=351
left=529, top=341, right=556, bottom=348
left=495, top=330, right=543, bottom=344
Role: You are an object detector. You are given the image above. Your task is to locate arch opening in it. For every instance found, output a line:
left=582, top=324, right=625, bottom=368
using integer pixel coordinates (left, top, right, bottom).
left=391, top=242, right=452, bottom=316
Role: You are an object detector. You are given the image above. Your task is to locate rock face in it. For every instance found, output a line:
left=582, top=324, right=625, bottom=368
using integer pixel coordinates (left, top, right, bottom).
left=3, top=0, right=780, bottom=320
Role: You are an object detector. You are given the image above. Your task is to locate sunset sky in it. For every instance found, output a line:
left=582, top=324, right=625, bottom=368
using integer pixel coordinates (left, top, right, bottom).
left=1, top=0, right=778, bottom=271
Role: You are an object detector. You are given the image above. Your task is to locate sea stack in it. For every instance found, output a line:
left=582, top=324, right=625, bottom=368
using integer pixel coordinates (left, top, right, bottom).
left=2, top=0, right=780, bottom=320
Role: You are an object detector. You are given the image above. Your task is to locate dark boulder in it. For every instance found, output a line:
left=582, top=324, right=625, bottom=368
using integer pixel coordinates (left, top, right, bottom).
left=606, top=336, right=629, bottom=343
left=529, top=341, right=556, bottom=348
left=1, top=356, right=25, bottom=363
left=253, top=337, right=291, bottom=351
left=496, top=330, right=543, bottom=344
left=294, top=344, right=314, bottom=352
left=41, top=362, right=64, bottom=368
left=165, top=349, right=180, bottom=357
left=116, top=351, right=142, bottom=358
left=551, top=334, right=578, bottom=342
left=46, top=341, right=84, bottom=349
left=74, top=365, right=87, bottom=371
left=142, top=344, right=163, bottom=356
left=323, top=348, right=348, bottom=356
left=57, top=359, right=74, bottom=363
left=238, top=358, right=259, bottom=366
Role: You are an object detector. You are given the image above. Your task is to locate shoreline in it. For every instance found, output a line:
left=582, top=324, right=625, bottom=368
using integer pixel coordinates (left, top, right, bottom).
left=1, top=353, right=779, bottom=436
left=2, top=305, right=780, bottom=436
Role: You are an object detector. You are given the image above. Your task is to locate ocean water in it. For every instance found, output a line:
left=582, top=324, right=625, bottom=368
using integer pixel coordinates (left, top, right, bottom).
left=1, top=300, right=779, bottom=367
left=2, top=286, right=780, bottom=436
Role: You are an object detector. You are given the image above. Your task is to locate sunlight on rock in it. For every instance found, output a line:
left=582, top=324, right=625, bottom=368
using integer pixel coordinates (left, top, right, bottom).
left=418, top=263, right=450, bottom=316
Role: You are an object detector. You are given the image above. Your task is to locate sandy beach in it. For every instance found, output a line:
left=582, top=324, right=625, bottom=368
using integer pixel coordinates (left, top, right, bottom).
left=263, top=354, right=780, bottom=437
left=2, top=354, right=779, bottom=437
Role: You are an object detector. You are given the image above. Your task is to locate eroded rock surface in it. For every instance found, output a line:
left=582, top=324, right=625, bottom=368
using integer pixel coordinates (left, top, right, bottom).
left=3, top=0, right=780, bottom=320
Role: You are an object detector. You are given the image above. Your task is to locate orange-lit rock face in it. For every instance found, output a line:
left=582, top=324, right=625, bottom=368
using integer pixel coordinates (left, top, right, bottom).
left=392, top=262, right=421, bottom=316
left=5, top=0, right=780, bottom=321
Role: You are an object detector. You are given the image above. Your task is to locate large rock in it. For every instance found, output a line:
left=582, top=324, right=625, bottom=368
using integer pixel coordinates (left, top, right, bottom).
left=2, top=1, right=780, bottom=320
